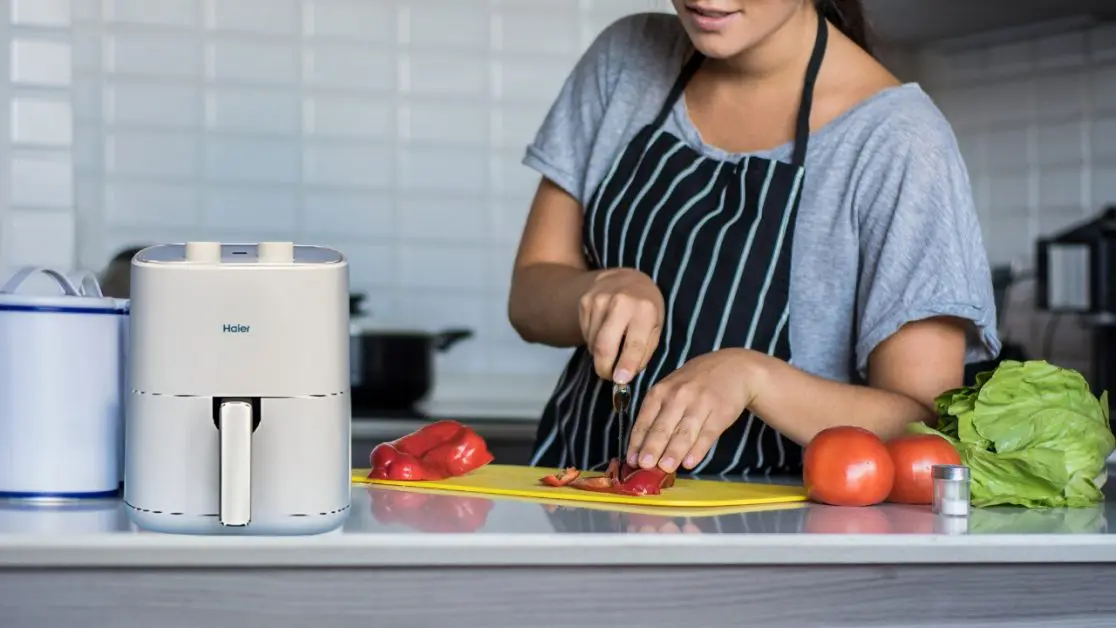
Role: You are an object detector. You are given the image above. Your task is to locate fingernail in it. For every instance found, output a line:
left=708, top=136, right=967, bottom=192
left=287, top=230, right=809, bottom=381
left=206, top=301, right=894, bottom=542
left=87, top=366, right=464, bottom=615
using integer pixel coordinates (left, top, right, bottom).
left=614, top=369, right=632, bottom=384
left=683, top=456, right=695, bottom=469
left=639, top=454, right=655, bottom=468
left=627, top=454, right=638, bottom=466
left=660, top=457, right=676, bottom=472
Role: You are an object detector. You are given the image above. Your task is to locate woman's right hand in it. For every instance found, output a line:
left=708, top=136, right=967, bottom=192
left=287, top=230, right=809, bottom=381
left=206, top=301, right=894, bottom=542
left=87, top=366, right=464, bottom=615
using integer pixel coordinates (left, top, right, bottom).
left=579, top=268, right=665, bottom=385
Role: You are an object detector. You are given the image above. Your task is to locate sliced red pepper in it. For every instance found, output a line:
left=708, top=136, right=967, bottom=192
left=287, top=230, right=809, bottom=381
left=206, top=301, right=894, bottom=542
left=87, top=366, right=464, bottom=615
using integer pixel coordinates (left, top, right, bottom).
left=608, top=458, right=677, bottom=496
left=368, top=420, right=494, bottom=482
left=568, top=475, right=615, bottom=492
left=540, top=467, right=581, bottom=487
left=369, top=488, right=494, bottom=533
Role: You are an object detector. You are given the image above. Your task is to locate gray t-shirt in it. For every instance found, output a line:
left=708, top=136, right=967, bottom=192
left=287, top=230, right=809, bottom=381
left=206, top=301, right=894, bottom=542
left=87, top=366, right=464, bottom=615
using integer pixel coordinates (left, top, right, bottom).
left=522, top=12, right=1001, bottom=382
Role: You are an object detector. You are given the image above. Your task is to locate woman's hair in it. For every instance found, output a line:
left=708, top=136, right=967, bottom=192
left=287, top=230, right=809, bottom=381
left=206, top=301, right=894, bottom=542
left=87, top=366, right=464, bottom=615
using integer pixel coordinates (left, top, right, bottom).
left=817, top=0, right=873, bottom=56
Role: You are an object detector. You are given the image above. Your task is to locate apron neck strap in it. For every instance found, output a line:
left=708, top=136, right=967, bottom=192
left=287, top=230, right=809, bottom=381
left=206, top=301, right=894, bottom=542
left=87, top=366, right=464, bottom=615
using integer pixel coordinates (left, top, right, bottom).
left=652, top=4, right=830, bottom=168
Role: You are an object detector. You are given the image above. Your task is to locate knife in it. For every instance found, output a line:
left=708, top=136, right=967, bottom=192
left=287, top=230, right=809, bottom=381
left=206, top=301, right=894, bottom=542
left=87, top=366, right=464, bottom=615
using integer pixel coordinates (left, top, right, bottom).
left=611, top=344, right=632, bottom=462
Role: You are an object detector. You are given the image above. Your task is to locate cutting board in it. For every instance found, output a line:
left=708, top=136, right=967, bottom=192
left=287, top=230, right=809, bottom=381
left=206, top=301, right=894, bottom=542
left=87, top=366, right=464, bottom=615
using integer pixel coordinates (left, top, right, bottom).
left=352, top=464, right=808, bottom=509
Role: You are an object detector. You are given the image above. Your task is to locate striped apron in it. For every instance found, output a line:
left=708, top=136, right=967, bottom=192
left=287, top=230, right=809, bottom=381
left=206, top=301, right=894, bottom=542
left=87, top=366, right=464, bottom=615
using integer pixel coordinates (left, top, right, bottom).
left=530, top=12, right=829, bottom=477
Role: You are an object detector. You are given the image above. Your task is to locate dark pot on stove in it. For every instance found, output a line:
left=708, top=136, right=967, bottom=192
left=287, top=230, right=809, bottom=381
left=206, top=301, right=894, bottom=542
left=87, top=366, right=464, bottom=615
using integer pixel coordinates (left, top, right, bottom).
left=349, top=294, right=474, bottom=412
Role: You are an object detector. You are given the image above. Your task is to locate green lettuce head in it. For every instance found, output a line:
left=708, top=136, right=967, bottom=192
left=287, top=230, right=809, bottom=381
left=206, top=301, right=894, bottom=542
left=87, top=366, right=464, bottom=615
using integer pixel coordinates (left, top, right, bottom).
left=910, top=360, right=1115, bottom=508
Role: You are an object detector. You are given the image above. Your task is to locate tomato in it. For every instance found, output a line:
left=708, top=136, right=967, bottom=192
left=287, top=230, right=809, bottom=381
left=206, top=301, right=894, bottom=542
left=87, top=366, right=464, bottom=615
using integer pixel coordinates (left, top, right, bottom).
left=803, top=426, right=894, bottom=507
left=886, top=434, right=961, bottom=505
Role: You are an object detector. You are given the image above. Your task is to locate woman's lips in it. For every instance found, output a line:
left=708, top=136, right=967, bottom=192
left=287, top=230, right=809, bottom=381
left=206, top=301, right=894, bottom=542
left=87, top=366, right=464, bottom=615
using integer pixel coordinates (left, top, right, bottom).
left=685, top=5, right=741, bottom=32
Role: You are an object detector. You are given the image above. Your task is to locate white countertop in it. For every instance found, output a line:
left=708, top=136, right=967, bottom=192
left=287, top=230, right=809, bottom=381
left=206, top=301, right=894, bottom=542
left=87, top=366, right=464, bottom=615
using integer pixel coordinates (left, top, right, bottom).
left=1, top=479, right=1113, bottom=568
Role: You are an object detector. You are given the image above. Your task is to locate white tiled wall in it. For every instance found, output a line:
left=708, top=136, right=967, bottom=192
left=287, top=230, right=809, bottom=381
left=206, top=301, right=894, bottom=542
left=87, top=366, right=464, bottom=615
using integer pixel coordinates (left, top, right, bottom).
left=35, top=0, right=666, bottom=380
left=2, top=0, right=75, bottom=273
left=917, top=23, right=1116, bottom=267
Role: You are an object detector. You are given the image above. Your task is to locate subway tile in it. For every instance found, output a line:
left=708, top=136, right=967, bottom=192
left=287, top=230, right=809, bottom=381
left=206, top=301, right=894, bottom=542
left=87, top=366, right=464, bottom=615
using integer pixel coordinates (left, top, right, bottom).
left=403, top=101, right=488, bottom=144
left=342, top=243, right=397, bottom=290
left=405, top=52, right=488, bottom=96
left=1035, top=72, right=1084, bottom=120
left=1092, top=65, right=1116, bottom=112
left=399, top=146, right=488, bottom=193
left=488, top=341, right=569, bottom=377
left=11, top=39, right=71, bottom=85
left=205, top=0, right=300, bottom=36
left=104, top=33, right=200, bottom=78
left=984, top=127, right=1031, bottom=172
left=304, top=45, right=397, bottom=92
left=73, top=31, right=102, bottom=73
left=202, top=184, right=299, bottom=232
left=11, top=0, right=70, bottom=27
left=498, top=9, right=581, bottom=55
left=104, top=0, right=197, bottom=27
left=494, top=57, right=574, bottom=103
left=405, top=1, right=490, bottom=49
left=3, top=209, right=75, bottom=269
left=398, top=244, right=487, bottom=290
left=73, top=125, right=103, bottom=171
left=1037, top=205, right=1086, bottom=240
left=988, top=173, right=1030, bottom=212
left=1036, top=32, right=1087, bottom=69
left=485, top=240, right=519, bottom=291
left=204, top=137, right=300, bottom=184
left=491, top=150, right=540, bottom=198
left=1093, top=116, right=1116, bottom=161
left=304, top=96, right=395, bottom=139
left=104, top=181, right=199, bottom=227
left=397, top=194, right=491, bottom=240
left=986, top=41, right=1033, bottom=78
left=106, top=131, right=198, bottom=178
left=207, top=40, right=300, bottom=86
left=979, top=79, right=1034, bottom=125
left=1093, top=165, right=1116, bottom=206
left=11, top=98, right=72, bottom=147
left=304, top=143, right=395, bottom=189
left=494, top=198, right=532, bottom=240
left=301, top=190, right=396, bottom=239
left=304, top=0, right=397, bottom=43
left=10, top=155, right=73, bottom=208
left=106, top=83, right=200, bottom=128
left=492, top=106, right=547, bottom=148
left=1035, top=122, right=1084, bottom=167
left=1038, top=168, right=1084, bottom=209
left=206, top=87, right=300, bottom=135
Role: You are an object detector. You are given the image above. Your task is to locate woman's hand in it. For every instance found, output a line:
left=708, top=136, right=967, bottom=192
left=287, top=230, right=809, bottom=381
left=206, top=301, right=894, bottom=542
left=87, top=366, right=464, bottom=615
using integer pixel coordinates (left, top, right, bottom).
left=626, top=349, right=767, bottom=473
left=579, top=268, right=664, bottom=385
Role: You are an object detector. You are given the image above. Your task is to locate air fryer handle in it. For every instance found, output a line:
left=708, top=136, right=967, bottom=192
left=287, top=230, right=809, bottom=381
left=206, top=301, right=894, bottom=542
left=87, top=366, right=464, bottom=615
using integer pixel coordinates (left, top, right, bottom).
left=219, top=400, right=254, bottom=527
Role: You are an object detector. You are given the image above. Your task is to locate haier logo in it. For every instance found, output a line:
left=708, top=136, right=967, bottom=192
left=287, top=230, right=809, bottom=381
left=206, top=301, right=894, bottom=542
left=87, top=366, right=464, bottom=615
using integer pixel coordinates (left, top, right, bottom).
left=223, top=324, right=251, bottom=334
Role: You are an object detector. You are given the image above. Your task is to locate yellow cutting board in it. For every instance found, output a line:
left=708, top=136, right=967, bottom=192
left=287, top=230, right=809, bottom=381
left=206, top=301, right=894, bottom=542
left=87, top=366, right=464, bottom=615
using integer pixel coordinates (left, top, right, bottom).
left=352, top=464, right=808, bottom=508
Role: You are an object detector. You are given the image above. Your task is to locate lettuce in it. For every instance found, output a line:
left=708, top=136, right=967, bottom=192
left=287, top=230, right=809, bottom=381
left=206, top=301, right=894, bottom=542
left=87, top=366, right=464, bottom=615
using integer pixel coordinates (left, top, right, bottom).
left=909, top=360, right=1115, bottom=508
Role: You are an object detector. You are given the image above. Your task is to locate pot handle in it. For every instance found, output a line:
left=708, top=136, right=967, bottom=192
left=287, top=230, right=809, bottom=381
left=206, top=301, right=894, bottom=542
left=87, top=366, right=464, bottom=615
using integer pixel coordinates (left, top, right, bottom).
left=1, top=266, right=81, bottom=296
left=434, top=328, right=474, bottom=352
left=66, top=270, right=106, bottom=297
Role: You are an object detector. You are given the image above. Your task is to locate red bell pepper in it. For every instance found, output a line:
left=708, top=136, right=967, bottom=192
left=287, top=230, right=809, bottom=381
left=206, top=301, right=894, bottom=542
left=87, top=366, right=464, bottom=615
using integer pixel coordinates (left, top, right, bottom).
left=551, top=458, right=678, bottom=496
left=539, top=467, right=580, bottom=487
left=368, top=420, right=494, bottom=481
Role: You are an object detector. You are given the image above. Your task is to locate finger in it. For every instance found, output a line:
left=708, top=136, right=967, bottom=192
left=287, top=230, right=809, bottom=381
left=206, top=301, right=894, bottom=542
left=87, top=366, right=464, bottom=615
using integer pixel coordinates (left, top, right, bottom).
left=636, top=398, right=687, bottom=469
left=612, top=304, right=658, bottom=385
left=583, top=294, right=610, bottom=351
left=659, top=411, right=708, bottom=473
left=682, top=409, right=732, bottom=470
left=591, top=299, right=632, bottom=379
left=626, top=387, right=664, bottom=465
left=640, top=325, right=662, bottom=373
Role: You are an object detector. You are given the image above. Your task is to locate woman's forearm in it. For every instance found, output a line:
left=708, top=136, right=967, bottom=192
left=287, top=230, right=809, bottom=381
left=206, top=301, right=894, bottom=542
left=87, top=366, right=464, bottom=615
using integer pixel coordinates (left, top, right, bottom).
left=508, top=263, right=600, bottom=347
left=745, top=351, right=935, bottom=446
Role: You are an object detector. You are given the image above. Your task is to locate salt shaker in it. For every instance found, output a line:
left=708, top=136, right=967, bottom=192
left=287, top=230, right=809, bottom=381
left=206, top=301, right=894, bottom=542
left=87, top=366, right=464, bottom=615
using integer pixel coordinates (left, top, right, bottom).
left=931, top=464, right=971, bottom=517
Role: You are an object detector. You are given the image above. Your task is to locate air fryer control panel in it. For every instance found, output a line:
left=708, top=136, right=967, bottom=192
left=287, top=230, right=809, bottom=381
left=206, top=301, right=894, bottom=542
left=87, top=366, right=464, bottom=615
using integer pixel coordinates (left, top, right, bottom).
left=137, top=242, right=344, bottom=265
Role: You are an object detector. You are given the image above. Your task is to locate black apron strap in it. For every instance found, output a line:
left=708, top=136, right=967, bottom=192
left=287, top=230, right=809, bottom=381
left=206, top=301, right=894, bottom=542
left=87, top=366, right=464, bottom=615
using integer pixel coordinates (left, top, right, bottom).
left=790, top=6, right=829, bottom=167
left=651, top=52, right=705, bottom=129
left=652, top=5, right=830, bottom=168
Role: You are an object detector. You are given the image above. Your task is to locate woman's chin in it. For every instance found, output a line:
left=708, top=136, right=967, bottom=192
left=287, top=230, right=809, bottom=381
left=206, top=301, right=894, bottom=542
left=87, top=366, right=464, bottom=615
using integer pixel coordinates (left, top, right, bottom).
left=688, top=36, right=745, bottom=61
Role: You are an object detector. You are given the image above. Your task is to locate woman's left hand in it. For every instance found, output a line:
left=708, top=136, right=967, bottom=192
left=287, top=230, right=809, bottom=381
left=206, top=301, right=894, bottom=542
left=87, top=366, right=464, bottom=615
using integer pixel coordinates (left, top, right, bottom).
left=625, top=349, right=767, bottom=473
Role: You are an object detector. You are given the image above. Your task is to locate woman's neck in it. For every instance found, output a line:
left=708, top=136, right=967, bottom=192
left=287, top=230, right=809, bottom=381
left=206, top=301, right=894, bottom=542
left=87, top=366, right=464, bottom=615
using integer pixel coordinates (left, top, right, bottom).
left=703, top=5, right=821, bottom=86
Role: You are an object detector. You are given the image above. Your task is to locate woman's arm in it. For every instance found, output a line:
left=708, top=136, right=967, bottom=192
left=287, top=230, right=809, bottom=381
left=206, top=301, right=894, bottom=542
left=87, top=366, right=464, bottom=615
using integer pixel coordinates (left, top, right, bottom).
left=507, top=178, right=599, bottom=347
left=746, top=316, right=967, bottom=445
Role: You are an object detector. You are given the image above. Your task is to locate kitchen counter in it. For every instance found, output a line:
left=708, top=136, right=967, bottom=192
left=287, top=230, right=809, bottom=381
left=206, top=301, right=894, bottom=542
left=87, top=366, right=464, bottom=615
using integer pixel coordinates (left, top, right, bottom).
left=3, top=480, right=1116, bottom=627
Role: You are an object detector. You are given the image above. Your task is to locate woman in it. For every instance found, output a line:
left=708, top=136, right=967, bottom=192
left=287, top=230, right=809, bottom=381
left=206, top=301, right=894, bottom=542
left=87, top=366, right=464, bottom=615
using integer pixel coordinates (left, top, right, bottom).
left=508, top=0, right=1000, bottom=478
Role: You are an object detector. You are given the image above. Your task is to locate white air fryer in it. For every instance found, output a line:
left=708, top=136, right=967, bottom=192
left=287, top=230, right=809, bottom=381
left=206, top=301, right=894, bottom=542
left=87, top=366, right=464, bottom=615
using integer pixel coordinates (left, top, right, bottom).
left=124, top=242, right=352, bottom=535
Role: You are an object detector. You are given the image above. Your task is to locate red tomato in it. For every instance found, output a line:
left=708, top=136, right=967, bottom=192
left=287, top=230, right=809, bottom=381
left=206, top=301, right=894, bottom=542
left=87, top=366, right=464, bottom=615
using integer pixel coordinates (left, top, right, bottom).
left=803, top=426, right=894, bottom=507
left=886, top=434, right=961, bottom=505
